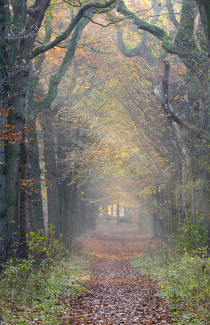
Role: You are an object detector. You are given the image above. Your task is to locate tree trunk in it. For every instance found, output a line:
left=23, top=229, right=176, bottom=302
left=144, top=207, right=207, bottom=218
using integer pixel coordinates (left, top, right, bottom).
left=40, top=110, right=60, bottom=232
left=5, top=58, right=29, bottom=253
left=117, top=203, right=120, bottom=225
left=0, top=0, right=7, bottom=261
left=26, top=124, right=44, bottom=231
left=26, top=100, right=44, bottom=231
left=4, top=0, right=51, bottom=254
left=18, top=141, right=28, bottom=258
left=59, top=180, right=68, bottom=239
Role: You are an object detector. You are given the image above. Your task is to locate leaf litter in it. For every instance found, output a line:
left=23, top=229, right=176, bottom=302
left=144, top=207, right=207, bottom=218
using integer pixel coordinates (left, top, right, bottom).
left=62, top=231, right=171, bottom=324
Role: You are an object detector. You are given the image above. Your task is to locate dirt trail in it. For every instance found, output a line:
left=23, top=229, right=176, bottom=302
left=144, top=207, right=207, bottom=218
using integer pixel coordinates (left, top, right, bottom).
left=63, top=231, right=171, bottom=324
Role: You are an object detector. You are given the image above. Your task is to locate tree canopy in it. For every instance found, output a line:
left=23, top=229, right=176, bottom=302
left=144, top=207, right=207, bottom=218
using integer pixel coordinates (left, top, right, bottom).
left=0, top=0, right=209, bottom=259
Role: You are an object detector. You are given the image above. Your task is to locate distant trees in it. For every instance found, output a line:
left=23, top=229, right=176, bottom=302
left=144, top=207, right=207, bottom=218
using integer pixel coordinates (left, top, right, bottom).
left=0, top=0, right=209, bottom=261
left=115, top=0, right=209, bottom=238
left=64, top=0, right=209, bottom=240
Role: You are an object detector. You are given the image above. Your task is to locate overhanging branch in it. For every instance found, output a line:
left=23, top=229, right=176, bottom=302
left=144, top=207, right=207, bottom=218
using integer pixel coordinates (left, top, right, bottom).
left=31, top=0, right=116, bottom=58
left=161, top=61, right=201, bottom=137
left=116, top=0, right=176, bottom=55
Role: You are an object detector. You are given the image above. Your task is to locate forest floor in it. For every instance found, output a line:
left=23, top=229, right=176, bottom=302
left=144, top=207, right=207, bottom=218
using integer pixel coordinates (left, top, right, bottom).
left=62, top=226, right=172, bottom=324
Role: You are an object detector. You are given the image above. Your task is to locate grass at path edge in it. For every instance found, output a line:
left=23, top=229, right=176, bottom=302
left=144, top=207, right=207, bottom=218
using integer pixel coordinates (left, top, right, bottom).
left=132, top=249, right=210, bottom=325
left=0, top=249, right=92, bottom=324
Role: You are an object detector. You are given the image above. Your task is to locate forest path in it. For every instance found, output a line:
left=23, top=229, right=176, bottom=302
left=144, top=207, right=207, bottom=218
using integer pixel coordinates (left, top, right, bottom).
left=63, top=230, right=171, bottom=324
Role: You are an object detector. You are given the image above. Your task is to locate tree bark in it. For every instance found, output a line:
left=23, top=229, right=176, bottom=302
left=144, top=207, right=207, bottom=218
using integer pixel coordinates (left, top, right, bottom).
left=117, top=203, right=120, bottom=225
left=5, top=0, right=51, bottom=253
left=0, top=0, right=7, bottom=262
left=26, top=122, right=44, bottom=231
left=40, top=110, right=60, bottom=232
left=195, top=0, right=210, bottom=55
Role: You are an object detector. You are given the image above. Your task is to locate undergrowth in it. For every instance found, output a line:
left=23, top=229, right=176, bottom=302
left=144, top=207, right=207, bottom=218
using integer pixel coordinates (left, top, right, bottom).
left=0, top=226, right=92, bottom=324
left=132, top=247, right=210, bottom=324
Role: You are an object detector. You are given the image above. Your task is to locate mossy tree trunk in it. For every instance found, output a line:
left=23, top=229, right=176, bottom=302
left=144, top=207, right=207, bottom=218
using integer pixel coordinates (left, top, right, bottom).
left=0, top=0, right=7, bottom=261
left=5, top=0, right=51, bottom=256
left=3, top=0, right=115, bottom=257
left=195, top=0, right=210, bottom=55
left=31, top=16, right=93, bottom=233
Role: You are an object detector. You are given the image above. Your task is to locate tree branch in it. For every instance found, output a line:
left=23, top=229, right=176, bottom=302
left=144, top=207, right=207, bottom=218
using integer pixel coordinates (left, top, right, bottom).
left=28, top=11, right=53, bottom=112
left=31, top=0, right=116, bottom=58
left=115, top=0, right=165, bottom=65
left=34, top=15, right=92, bottom=112
left=166, top=0, right=179, bottom=28
left=116, top=0, right=176, bottom=55
left=117, top=0, right=208, bottom=81
left=83, top=14, right=121, bottom=27
left=116, top=26, right=158, bottom=65
left=161, top=61, right=201, bottom=137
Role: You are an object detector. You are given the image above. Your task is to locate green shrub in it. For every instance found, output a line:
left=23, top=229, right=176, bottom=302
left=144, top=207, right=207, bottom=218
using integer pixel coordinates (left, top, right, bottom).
left=0, top=240, right=91, bottom=324
left=26, top=224, right=64, bottom=268
left=169, top=216, right=208, bottom=253
left=132, top=248, right=210, bottom=324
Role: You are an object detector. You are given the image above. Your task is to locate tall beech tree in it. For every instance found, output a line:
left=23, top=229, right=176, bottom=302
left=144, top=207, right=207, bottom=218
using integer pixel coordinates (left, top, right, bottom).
left=0, top=0, right=7, bottom=260
left=28, top=14, right=94, bottom=233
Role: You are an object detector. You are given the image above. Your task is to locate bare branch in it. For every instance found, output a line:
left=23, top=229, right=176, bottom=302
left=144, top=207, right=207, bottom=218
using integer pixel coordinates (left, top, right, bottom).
left=83, top=14, right=122, bottom=27
left=31, top=0, right=116, bottom=58
left=116, top=27, right=158, bottom=65
left=116, top=0, right=176, bottom=54
left=166, top=0, right=179, bottom=28
left=161, top=61, right=201, bottom=137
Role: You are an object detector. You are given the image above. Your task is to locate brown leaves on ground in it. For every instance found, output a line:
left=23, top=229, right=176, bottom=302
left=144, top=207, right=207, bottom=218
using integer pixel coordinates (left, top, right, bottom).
left=63, top=230, right=171, bottom=324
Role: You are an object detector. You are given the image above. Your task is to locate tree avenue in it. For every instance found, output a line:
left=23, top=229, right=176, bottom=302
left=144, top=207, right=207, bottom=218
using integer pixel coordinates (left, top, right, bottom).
left=0, top=0, right=209, bottom=261
left=0, top=0, right=117, bottom=259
